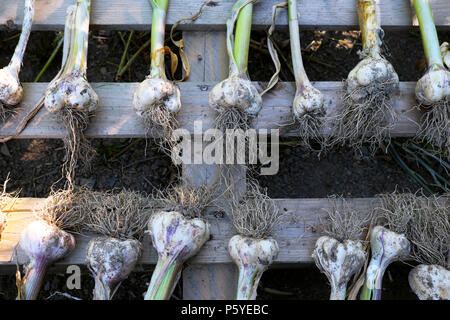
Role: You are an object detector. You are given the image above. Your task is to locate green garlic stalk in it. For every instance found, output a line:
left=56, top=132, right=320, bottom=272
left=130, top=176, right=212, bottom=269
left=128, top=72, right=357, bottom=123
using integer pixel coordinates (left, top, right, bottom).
left=312, top=236, right=366, bottom=300
left=361, top=226, right=410, bottom=300
left=413, top=0, right=449, bottom=155
left=133, top=0, right=181, bottom=139
left=0, top=0, right=35, bottom=116
left=330, top=0, right=399, bottom=153
left=145, top=211, right=210, bottom=300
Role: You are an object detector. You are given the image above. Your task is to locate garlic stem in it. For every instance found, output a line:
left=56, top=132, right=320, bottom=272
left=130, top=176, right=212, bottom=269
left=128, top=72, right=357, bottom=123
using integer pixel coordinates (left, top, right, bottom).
left=144, top=257, right=182, bottom=300
left=233, top=1, right=253, bottom=75
left=150, top=0, right=169, bottom=79
left=288, top=0, right=310, bottom=91
left=414, top=0, right=444, bottom=68
left=235, top=261, right=265, bottom=300
left=9, top=0, right=35, bottom=75
left=20, top=258, right=48, bottom=300
left=62, top=0, right=91, bottom=76
left=358, top=0, right=382, bottom=58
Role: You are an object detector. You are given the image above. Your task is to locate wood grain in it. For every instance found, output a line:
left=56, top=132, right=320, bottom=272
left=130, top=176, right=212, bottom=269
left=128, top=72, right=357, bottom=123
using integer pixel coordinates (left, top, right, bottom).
left=0, top=0, right=448, bottom=31
left=0, top=82, right=422, bottom=139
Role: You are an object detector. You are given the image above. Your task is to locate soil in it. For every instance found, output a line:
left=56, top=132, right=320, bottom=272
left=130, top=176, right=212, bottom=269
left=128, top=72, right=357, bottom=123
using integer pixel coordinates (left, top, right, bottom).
left=0, top=27, right=448, bottom=300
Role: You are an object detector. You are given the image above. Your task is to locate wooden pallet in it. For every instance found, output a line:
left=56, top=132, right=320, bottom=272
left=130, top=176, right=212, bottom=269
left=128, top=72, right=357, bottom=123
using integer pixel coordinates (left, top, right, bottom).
left=0, top=0, right=449, bottom=300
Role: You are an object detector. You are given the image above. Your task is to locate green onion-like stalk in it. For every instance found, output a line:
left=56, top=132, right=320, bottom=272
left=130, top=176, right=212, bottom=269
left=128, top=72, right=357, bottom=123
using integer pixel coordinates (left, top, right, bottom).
left=330, top=0, right=399, bottom=153
left=361, top=226, right=410, bottom=300
left=413, top=0, right=449, bottom=155
left=17, top=220, right=75, bottom=300
left=133, top=0, right=181, bottom=139
left=87, top=237, right=141, bottom=300
left=312, top=236, right=366, bottom=300
left=144, top=211, right=210, bottom=300
left=209, top=0, right=262, bottom=131
left=0, top=0, right=35, bottom=117
left=288, top=0, right=325, bottom=145
left=229, top=234, right=279, bottom=300
left=409, top=264, right=450, bottom=300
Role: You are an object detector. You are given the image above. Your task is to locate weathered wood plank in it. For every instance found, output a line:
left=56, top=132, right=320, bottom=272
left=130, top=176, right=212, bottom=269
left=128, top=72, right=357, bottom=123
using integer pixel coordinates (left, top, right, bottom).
left=0, top=0, right=448, bottom=31
left=181, top=31, right=238, bottom=300
left=183, top=263, right=238, bottom=300
left=0, top=82, right=422, bottom=139
left=0, top=197, right=377, bottom=270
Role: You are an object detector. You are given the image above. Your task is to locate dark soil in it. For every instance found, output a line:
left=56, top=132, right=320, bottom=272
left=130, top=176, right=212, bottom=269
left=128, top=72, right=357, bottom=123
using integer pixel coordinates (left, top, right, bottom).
left=0, top=27, right=448, bottom=300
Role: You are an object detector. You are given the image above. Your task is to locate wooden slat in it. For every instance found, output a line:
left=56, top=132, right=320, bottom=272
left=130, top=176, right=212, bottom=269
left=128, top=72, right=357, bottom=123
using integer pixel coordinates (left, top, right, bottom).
left=0, top=82, right=421, bottom=139
left=0, top=0, right=448, bottom=31
left=0, top=197, right=377, bottom=272
left=181, top=31, right=238, bottom=300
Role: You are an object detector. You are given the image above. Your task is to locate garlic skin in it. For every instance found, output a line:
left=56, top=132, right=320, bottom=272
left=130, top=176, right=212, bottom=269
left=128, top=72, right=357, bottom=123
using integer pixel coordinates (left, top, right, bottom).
left=364, top=225, right=410, bottom=300
left=19, top=220, right=75, bottom=264
left=228, top=234, right=279, bottom=300
left=44, top=72, right=99, bottom=114
left=0, top=67, right=23, bottom=107
left=346, top=57, right=399, bottom=101
left=87, top=237, right=141, bottom=300
left=132, top=77, right=181, bottom=117
left=145, top=211, right=210, bottom=300
left=209, top=75, right=262, bottom=115
left=409, top=264, right=450, bottom=300
left=312, top=236, right=366, bottom=300
left=415, top=68, right=450, bottom=105
left=18, top=220, right=75, bottom=300
left=441, top=42, right=449, bottom=69
left=293, top=84, right=325, bottom=118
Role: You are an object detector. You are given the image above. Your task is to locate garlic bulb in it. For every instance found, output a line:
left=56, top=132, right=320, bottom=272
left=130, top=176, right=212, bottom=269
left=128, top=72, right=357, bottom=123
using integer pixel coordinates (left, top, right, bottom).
left=228, top=234, right=279, bottom=300
left=144, top=211, right=210, bottom=300
left=18, top=220, right=76, bottom=300
left=409, top=264, right=450, bottom=300
left=312, top=236, right=366, bottom=300
left=87, top=237, right=141, bottom=300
